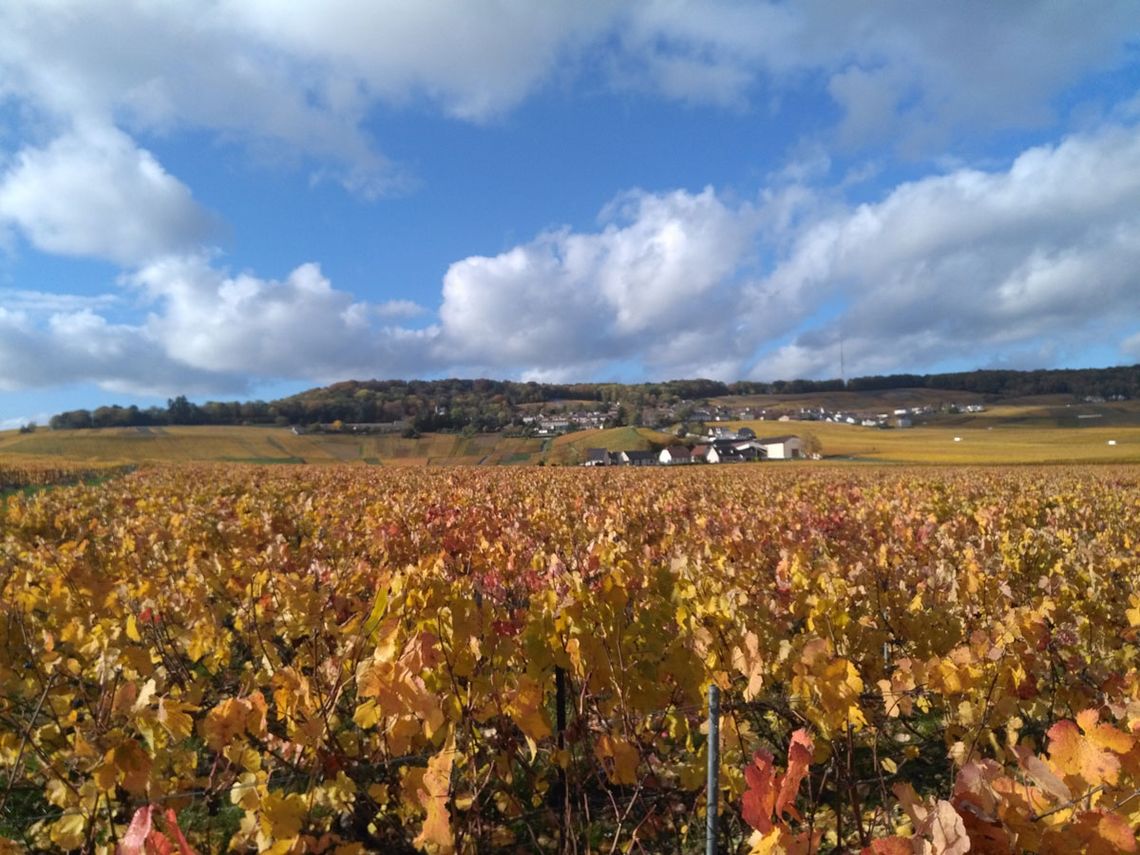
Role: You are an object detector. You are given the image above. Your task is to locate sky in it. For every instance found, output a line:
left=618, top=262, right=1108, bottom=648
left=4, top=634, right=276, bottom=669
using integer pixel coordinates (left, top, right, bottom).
left=2, top=2, right=1140, bottom=427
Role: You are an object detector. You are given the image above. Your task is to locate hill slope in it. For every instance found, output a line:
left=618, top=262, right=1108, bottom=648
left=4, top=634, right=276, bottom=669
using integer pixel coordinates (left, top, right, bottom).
left=4, top=413, right=1140, bottom=466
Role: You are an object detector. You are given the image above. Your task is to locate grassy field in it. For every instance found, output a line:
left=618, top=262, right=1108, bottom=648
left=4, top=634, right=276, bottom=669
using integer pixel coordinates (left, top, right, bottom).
left=0, top=425, right=562, bottom=466
left=544, top=425, right=678, bottom=465
left=4, top=397, right=1140, bottom=466
left=732, top=418, right=1140, bottom=463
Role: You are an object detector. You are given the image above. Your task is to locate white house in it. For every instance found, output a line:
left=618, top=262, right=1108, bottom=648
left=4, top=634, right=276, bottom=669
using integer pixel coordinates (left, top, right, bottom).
left=659, top=445, right=694, bottom=465
left=758, top=435, right=804, bottom=460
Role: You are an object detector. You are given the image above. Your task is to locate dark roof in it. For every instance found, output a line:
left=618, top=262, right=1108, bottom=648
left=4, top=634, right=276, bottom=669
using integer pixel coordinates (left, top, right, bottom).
left=585, top=447, right=608, bottom=462
left=623, top=450, right=656, bottom=461
left=664, top=445, right=691, bottom=457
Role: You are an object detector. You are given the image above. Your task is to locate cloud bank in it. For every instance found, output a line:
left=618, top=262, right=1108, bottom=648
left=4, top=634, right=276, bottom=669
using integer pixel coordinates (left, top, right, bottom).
left=3, top=120, right=1140, bottom=395
left=1, top=2, right=1136, bottom=193
left=0, top=3, right=1138, bottom=399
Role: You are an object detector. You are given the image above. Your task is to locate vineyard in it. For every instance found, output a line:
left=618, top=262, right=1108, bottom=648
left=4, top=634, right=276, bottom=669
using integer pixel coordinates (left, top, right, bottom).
left=2, top=465, right=1139, bottom=852
left=0, top=462, right=133, bottom=495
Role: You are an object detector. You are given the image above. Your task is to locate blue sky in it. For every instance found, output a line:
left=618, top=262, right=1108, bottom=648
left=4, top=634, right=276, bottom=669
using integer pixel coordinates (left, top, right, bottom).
left=2, top=2, right=1140, bottom=427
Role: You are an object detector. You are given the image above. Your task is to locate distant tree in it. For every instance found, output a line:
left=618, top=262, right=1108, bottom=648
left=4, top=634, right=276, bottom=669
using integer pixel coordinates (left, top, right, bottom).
left=50, top=409, right=93, bottom=430
left=801, top=431, right=823, bottom=458
left=167, top=395, right=196, bottom=424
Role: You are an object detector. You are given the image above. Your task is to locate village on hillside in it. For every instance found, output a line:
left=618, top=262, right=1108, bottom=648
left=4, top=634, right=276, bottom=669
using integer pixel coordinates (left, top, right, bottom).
left=581, top=429, right=810, bottom=466
left=526, top=400, right=987, bottom=437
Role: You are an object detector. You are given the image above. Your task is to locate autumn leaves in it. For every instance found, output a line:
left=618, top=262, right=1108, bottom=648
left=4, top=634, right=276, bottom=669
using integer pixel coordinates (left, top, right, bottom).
left=3, top=465, right=1140, bottom=851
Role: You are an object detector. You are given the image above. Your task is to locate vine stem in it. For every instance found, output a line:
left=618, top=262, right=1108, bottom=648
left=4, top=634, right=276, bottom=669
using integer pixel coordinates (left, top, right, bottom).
left=0, top=672, right=55, bottom=816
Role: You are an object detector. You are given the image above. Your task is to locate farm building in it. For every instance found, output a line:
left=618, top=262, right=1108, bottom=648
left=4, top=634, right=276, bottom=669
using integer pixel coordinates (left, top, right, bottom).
left=583, top=448, right=610, bottom=466
left=620, top=450, right=658, bottom=466
left=757, top=435, right=804, bottom=460
left=659, top=446, right=694, bottom=465
left=707, top=439, right=764, bottom=464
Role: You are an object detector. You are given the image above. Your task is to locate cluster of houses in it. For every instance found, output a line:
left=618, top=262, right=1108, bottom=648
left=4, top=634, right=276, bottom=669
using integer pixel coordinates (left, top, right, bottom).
left=524, top=409, right=613, bottom=435
left=583, top=434, right=805, bottom=466
left=296, top=420, right=411, bottom=435
left=790, top=402, right=988, bottom=428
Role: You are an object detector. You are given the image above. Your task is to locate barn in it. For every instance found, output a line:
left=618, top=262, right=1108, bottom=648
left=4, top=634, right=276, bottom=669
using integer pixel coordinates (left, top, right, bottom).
left=758, top=435, right=804, bottom=460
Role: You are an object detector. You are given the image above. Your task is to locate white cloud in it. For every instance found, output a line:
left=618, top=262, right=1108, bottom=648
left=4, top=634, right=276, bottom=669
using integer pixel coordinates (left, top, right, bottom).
left=0, top=2, right=396, bottom=195
left=132, top=254, right=435, bottom=381
left=827, top=66, right=906, bottom=148
left=435, top=187, right=758, bottom=377
left=375, top=299, right=427, bottom=319
left=0, top=304, right=236, bottom=395
left=0, top=253, right=439, bottom=395
left=222, top=0, right=619, bottom=122
left=0, top=123, right=214, bottom=265
left=628, top=1, right=1140, bottom=151
left=0, top=1, right=1135, bottom=203
left=0, top=414, right=50, bottom=431
left=0, top=186, right=764, bottom=392
left=4, top=121, right=1140, bottom=395
left=0, top=288, right=118, bottom=313
left=748, top=123, right=1140, bottom=379
left=1123, top=331, right=1140, bottom=361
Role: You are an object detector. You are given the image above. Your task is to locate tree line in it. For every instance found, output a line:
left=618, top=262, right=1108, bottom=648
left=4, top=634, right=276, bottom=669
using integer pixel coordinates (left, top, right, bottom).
left=47, top=365, right=1139, bottom=432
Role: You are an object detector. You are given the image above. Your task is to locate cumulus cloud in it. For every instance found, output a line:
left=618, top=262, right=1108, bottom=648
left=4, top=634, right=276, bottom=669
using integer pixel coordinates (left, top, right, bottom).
left=0, top=186, right=764, bottom=392
left=628, top=1, right=1140, bottom=151
left=0, top=123, right=214, bottom=266
left=435, top=187, right=758, bottom=376
left=132, top=255, right=436, bottom=381
left=1, top=1, right=1136, bottom=200
left=748, top=123, right=1140, bottom=379
left=0, top=256, right=437, bottom=395
left=0, top=305, right=236, bottom=396
left=0, top=2, right=396, bottom=195
left=5, top=120, right=1140, bottom=395
left=222, top=0, right=619, bottom=122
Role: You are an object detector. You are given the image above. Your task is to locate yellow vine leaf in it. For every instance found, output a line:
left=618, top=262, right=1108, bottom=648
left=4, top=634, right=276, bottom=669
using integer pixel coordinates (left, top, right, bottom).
left=413, top=733, right=456, bottom=855
left=506, top=675, right=552, bottom=745
left=157, top=697, right=196, bottom=742
left=1048, top=715, right=1124, bottom=787
left=595, top=734, right=640, bottom=785
left=732, top=631, right=765, bottom=700
left=200, top=693, right=268, bottom=751
left=48, top=813, right=86, bottom=850
left=1075, top=709, right=1134, bottom=755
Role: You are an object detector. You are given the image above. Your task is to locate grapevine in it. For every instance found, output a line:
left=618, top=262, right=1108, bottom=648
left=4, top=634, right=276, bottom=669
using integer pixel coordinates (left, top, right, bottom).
left=1, top=465, right=1139, bottom=852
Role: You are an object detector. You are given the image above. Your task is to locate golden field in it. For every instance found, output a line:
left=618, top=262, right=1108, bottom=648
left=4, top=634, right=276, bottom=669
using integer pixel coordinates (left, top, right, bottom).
left=4, top=394, right=1140, bottom=468
left=3, top=419, right=1139, bottom=468
left=3, top=464, right=1140, bottom=851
